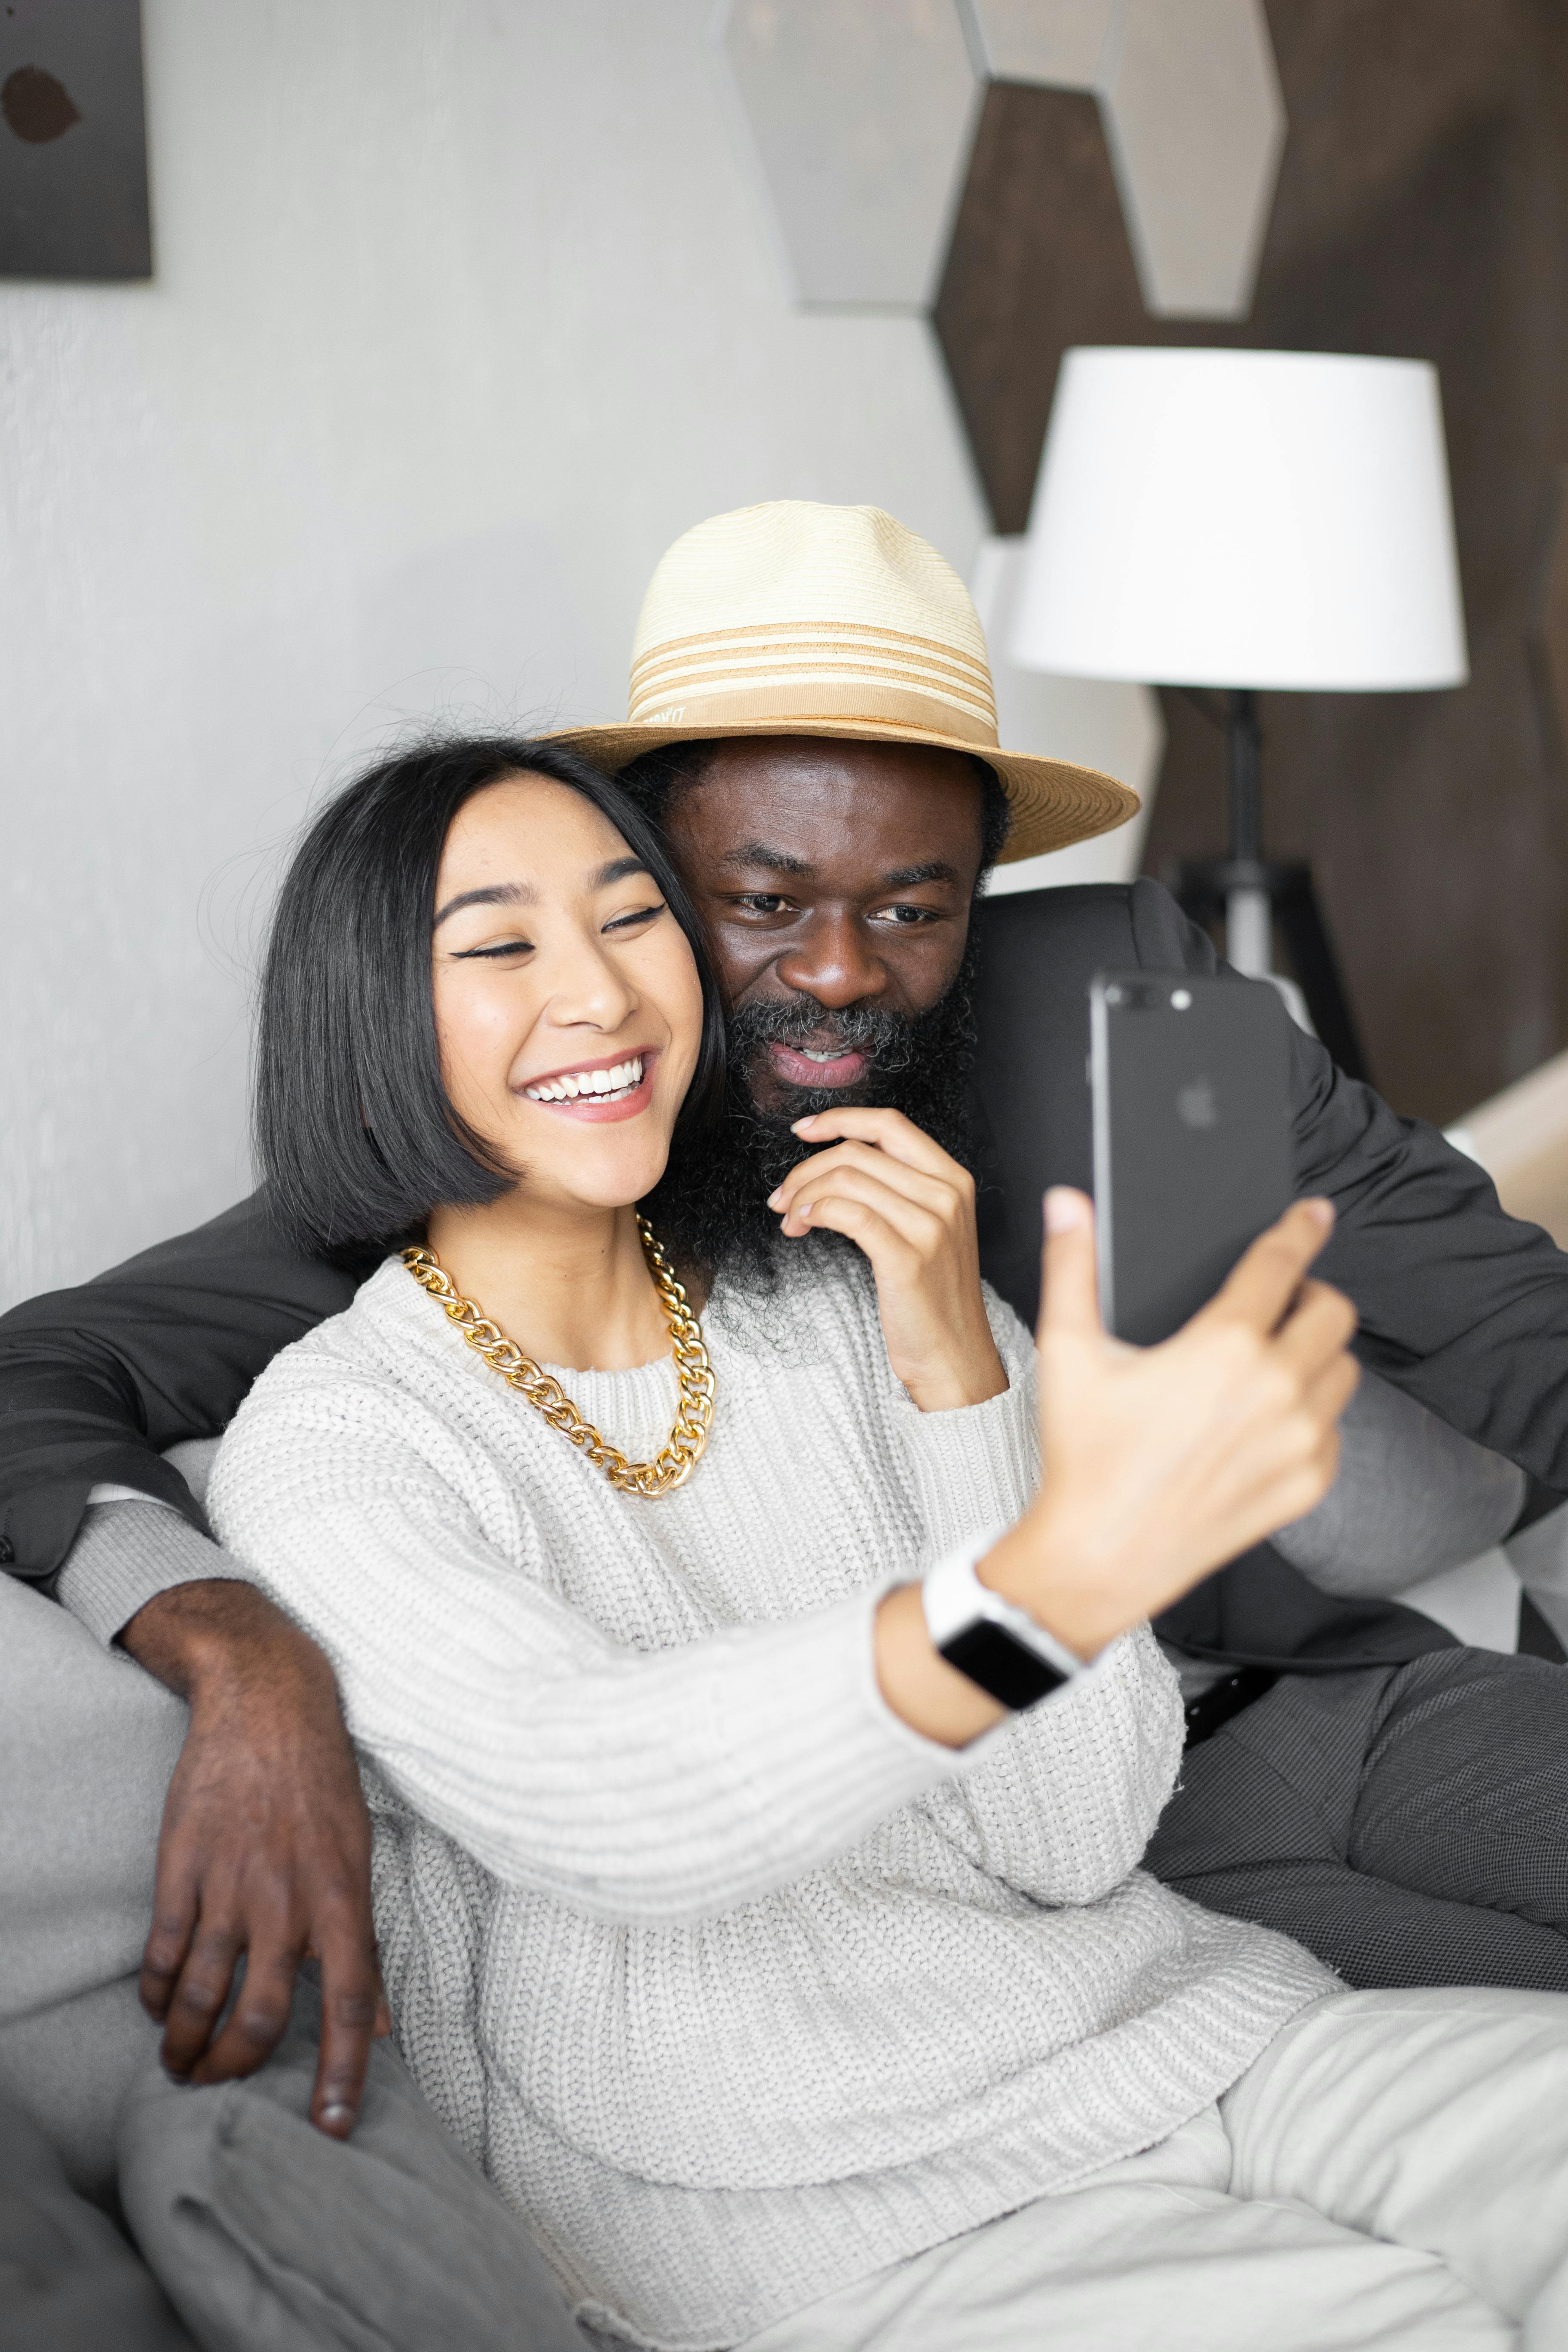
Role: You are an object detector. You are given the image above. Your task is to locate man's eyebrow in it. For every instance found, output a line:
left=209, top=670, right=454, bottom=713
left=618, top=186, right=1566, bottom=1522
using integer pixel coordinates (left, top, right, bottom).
left=432, top=880, right=537, bottom=929
left=716, top=841, right=814, bottom=877
left=882, top=861, right=960, bottom=889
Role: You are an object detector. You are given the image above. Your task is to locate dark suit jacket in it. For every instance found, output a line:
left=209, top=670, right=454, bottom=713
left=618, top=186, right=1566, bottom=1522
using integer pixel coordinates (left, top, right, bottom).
left=3, top=880, right=1566, bottom=1668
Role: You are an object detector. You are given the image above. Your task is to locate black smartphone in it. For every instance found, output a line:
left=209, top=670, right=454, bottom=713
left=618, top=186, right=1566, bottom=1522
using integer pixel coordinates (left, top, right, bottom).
left=1090, top=969, right=1293, bottom=1345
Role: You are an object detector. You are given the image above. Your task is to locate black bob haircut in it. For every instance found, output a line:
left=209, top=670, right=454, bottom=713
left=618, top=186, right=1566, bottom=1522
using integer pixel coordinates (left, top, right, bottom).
left=255, top=733, right=727, bottom=1260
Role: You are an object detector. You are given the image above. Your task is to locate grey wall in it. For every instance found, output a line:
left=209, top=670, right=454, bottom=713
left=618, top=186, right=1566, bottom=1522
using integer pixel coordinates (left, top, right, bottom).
left=0, top=0, right=985, bottom=1308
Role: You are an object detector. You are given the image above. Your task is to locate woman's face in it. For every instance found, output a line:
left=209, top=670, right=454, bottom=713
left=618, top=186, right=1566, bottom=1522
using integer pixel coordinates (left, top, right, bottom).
left=432, top=774, right=704, bottom=1214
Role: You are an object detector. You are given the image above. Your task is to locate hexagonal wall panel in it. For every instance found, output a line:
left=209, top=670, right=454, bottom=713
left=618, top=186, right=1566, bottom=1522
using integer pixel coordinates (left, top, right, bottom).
left=960, top=0, right=1114, bottom=89
left=935, top=80, right=1147, bottom=532
left=1100, top=0, right=1285, bottom=318
left=718, top=0, right=979, bottom=309
left=971, top=536, right=1163, bottom=890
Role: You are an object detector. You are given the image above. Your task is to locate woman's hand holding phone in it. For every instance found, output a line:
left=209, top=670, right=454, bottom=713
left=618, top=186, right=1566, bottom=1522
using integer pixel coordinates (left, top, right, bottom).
left=873, top=1187, right=1359, bottom=1748
left=982, top=1187, right=1359, bottom=1663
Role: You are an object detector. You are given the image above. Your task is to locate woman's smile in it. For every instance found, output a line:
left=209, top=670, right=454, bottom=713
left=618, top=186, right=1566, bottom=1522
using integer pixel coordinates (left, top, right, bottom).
left=519, top=1045, right=660, bottom=1122
left=428, top=772, right=707, bottom=1219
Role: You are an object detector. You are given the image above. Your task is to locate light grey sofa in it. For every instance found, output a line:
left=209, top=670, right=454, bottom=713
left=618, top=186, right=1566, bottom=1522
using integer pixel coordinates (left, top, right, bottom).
left=0, top=1570, right=181, bottom=2202
left=0, top=1444, right=585, bottom=2349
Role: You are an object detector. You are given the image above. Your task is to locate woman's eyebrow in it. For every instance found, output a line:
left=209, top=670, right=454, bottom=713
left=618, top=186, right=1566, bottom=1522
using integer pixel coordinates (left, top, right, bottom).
left=432, top=880, right=537, bottom=929
left=592, top=855, right=652, bottom=888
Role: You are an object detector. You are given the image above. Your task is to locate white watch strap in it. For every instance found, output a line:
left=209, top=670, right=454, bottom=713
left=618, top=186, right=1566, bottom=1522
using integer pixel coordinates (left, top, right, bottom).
left=921, top=1532, right=1089, bottom=1684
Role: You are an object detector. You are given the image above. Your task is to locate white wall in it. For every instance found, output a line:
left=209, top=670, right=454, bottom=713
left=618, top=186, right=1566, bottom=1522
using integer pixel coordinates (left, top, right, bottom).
left=0, top=0, right=985, bottom=1308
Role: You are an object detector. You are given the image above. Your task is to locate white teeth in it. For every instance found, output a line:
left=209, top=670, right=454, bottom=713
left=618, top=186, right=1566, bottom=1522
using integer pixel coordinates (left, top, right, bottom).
left=799, top=1047, right=848, bottom=1062
left=524, top=1055, right=643, bottom=1104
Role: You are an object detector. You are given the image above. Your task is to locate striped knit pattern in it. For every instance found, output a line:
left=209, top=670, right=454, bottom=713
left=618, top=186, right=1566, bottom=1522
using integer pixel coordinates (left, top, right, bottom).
left=210, top=1251, right=1335, bottom=2351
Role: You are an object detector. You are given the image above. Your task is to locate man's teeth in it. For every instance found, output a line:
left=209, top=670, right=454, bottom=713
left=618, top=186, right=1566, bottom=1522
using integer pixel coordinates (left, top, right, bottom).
left=525, top=1056, right=644, bottom=1103
left=796, top=1047, right=854, bottom=1062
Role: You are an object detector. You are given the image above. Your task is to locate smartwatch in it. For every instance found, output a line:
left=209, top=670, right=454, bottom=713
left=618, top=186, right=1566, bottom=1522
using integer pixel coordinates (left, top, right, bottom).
left=921, top=1535, right=1088, bottom=1712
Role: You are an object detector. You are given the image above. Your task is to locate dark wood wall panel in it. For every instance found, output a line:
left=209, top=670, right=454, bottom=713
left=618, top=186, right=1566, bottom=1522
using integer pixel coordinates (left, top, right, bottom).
left=935, top=2, right=1568, bottom=1123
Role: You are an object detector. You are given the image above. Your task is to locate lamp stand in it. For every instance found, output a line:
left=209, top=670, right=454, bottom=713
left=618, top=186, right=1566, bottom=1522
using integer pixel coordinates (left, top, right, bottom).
left=1173, top=689, right=1372, bottom=1084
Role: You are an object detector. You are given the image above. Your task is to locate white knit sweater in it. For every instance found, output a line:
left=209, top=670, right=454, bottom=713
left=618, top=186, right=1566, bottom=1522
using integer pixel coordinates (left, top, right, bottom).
left=210, top=1248, right=1334, bottom=2350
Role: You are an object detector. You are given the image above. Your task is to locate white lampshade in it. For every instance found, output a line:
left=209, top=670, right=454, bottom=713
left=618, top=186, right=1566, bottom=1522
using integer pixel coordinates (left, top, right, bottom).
left=1011, top=347, right=1469, bottom=692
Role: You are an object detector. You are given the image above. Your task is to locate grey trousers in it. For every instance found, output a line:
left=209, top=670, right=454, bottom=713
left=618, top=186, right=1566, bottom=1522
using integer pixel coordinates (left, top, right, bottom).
left=1144, top=1648, right=1568, bottom=1989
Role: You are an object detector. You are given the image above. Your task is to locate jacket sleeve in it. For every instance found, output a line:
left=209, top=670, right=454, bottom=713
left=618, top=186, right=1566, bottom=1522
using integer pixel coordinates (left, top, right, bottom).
left=0, top=1193, right=366, bottom=1585
left=1127, top=877, right=1568, bottom=1490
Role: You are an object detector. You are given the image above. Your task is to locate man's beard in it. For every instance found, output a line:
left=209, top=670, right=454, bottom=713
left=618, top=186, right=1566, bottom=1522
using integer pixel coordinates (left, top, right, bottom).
left=644, top=934, right=981, bottom=1290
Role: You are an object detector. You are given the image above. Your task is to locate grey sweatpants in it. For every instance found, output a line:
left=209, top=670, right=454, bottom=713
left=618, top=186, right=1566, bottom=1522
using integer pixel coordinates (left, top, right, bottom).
left=741, top=1988, right=1568, bottom=2350
left=1144, top=1648, right=1568, bottom=1988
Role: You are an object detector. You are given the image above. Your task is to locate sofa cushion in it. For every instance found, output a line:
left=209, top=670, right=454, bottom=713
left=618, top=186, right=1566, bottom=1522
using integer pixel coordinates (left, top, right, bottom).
left=0, top=2085, right=195, bottom=2350
left=0, top=1577, right=182, bottom=2025
left=119, top=1975, right=586, bottom=2351
left=0, top=1974, right=162, bottom=2206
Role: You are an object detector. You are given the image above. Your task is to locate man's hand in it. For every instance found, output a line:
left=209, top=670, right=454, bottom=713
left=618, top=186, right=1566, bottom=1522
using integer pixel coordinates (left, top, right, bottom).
left=119, top=1579, right=388, bottom=2138
left=768, top=1106, right=1008, bottom=1412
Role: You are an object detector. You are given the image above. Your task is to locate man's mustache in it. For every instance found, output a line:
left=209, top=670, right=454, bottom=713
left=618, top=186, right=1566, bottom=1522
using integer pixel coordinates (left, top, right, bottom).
left=726, top=994, right=917, bottom=1076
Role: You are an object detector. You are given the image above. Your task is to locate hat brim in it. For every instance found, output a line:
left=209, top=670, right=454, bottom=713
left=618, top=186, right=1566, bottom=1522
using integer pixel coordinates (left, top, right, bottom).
left=544, top=717, right=1140, bottom=865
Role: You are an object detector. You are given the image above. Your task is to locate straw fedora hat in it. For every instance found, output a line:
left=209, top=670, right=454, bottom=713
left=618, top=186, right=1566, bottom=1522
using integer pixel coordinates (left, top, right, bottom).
left=550, top=501, right=1139, bottom=864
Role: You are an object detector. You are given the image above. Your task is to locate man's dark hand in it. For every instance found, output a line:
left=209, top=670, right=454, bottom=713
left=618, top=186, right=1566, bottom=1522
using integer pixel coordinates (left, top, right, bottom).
left=118, top=1578, right=389, bottom=2138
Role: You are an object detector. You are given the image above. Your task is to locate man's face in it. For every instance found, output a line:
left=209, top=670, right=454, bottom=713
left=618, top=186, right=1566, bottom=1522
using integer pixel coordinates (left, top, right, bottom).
left=660, top=735, right=985, bottom=1116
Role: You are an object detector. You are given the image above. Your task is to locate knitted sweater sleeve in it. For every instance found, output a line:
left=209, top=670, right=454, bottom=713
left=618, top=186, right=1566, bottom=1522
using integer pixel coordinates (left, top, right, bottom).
left=884, top=1281, right=1188, bottom=1903
left=888, top=1282, right=1041, bottom=1558
left=207, top=1356, right=966, bottom=1926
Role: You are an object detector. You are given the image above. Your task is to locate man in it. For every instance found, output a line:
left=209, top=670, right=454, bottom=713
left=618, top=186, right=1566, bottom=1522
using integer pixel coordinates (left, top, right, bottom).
left=4, top=499, right=1568, bottom=2147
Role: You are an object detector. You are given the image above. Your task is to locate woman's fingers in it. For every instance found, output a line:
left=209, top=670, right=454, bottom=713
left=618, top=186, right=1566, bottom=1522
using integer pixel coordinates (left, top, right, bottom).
left=778, top=1161, right=946, bottom=1253
left=1036, top=1188, right=1103, bottom=1341
left=773, top=1147, right=960, bottom=1236
left=772, top=1138, right=948, bottom=1201
left=1201, top=1199, right=1336, bottom=1337
left=1274, top=1275, right=1359, bottom=1379
left=1303, top=1343, right=1361, bottom=1430
left=790, top=1106, right=962, bottom=1179
left=1219, top=1347, right=1359, bottom=1533
left=786, top=1190, right=909, bottom=1261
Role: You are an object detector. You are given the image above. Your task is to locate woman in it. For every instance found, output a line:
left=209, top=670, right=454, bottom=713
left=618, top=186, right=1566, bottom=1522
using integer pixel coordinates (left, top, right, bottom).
left=211, top=734, right=1568, bottom=2351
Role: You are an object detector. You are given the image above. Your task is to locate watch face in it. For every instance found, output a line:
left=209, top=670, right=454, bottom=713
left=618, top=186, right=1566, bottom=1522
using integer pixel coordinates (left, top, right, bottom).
left=939, top=1620, right=1070, bottom=1712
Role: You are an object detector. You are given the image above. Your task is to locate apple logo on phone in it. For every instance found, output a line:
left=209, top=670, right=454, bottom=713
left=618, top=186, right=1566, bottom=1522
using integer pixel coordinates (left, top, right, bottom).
left=1177, top=1077, right=1219, bottom=1130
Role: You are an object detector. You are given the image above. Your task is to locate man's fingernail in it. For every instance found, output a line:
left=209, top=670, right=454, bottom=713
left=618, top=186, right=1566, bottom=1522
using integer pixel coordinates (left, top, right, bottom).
left=1044, top=1187, right=1087, bottom=1233
left=319, top=2102, right=355, bottom=2129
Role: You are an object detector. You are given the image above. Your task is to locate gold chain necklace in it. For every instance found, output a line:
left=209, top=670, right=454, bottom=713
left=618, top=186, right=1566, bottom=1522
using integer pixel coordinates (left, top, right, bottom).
left=401, top=1218, right=715, bottom=1498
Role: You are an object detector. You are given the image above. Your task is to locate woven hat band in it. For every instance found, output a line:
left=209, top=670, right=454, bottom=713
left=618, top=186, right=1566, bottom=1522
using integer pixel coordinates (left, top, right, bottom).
left=624, top=671, right=1000, bottom=748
